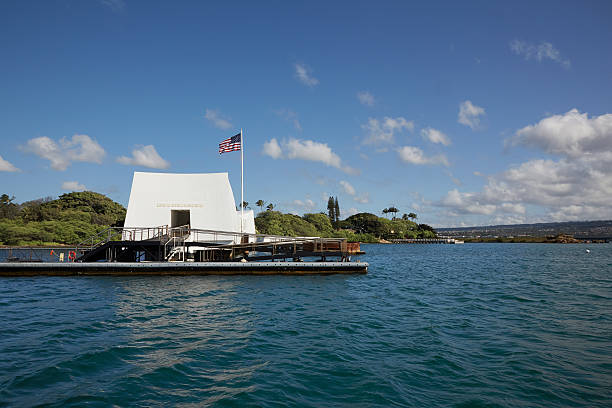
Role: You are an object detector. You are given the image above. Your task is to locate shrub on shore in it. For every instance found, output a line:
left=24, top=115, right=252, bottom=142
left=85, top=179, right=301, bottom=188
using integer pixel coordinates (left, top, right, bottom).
left=255, top=211, right=437, bottom=242
left=0, top=192, right=124, bottom=246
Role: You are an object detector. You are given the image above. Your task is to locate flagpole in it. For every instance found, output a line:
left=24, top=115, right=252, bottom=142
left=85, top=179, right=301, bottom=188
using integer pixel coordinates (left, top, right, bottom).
left=240, top=128, right=244, bottom=235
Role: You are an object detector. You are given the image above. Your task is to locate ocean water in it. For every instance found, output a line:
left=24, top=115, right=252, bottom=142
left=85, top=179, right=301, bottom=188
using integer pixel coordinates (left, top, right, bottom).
left=1, top=243, right=611, bottom=407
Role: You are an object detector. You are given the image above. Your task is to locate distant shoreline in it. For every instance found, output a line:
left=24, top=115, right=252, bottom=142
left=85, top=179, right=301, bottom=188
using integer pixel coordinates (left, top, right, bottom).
left=462, top=235, right=608, bottom=244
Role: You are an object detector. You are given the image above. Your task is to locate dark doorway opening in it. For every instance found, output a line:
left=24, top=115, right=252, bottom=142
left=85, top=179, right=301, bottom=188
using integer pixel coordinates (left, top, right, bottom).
left=171, top=210, right=190, bottom=228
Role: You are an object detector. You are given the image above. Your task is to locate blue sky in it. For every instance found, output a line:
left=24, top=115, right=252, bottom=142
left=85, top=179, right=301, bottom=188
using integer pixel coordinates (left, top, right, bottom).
left=1, top=0, right=612, bottom=227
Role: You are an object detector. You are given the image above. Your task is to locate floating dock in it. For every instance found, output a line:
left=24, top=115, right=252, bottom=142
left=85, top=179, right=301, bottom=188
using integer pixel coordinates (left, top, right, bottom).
left=0, top=226, right=368, bottom=276
left=0, top=261, right=368, bottom=276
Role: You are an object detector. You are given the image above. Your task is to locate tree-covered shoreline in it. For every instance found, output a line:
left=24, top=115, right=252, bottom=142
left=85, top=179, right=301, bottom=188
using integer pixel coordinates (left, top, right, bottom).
left=0, top=192, right=437, bottom=246
left=255, top=210, right=436, bottom=243
left=0, top=192, right=125, bottom=246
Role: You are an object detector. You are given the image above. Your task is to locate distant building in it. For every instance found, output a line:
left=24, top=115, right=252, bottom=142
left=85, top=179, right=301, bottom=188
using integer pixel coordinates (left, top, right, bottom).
left=123, top=172, right=255, bottom=243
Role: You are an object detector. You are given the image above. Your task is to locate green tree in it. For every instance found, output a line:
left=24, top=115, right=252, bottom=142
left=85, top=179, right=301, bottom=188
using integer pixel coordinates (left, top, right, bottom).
left=241, top=201, right=249, bottom=209
left=0, top=194, right=18, bottom=219
left=303, top=213, right=334, bottom=235
left=344, top=213, right=383, bottom=235
left=0, top=191, right=126, bottom=245
left=255, top=211, right=318, bottom=236
left=334, top=197, right=340, bottom=223
left=388, top=206, right=399, bottom=220
left=327, top=196, right=335, bottom=222
left=255, top=199, right=265, bottom=213
left=408, top=212, right=417, bottom=222
left=266, top=203, right=275, bottom=211
left=417, top=223, right=436, bottom=238
left=382, top=208, right=389, bottom=219
left=40, top=192, right=126, bottom=226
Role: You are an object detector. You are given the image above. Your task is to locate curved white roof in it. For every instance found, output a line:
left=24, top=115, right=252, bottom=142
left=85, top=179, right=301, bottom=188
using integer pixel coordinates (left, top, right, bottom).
left=124, top=172, right=255, bottom=235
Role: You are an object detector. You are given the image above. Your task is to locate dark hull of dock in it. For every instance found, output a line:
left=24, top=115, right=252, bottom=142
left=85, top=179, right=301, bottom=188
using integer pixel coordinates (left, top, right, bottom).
left=0, top=262, right=368, bottom=276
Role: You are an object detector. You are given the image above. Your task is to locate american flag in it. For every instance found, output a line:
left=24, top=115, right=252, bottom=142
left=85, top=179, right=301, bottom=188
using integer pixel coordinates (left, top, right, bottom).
left=219, top=133, right=241, bottom=154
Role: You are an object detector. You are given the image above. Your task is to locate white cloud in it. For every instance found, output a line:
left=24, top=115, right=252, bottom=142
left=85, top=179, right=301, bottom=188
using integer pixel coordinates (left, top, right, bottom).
left=339, top=180, right=356, bottom=195
left=357, top=91, right=375, bottom=106
left=292, top=199, right=317, bottom=212
left=21, top=134, right=105, bottom=171
left=354, top=192, right=370, bottom=204
left=441, top=189, right=497, bottom=215
left=362, top=116, right=414, bottom=145
left=445, top=170, right=462, bottom=186
left=117, top=145, right=170, bottom=169
left=397, top=146, right=449, bottom=166
left=341, top=207, right=359, bottom=219
left=421, top=127, right=451, bottom=146
left=0, top=155, right=19, bottom=172
left=339, top=180, right=369, bottom=203
left=61, top=181, right=86, bottom=191
left=99, top=0, right=125, bottom=12
left=205, top=109, right=233, bottom=130
left=286, top=138, right=341, bottom=167
left=263, top=138, right=357, bottom=174
left=510, top=39, right=570, bottom=69
left=508, top=109, right=612, bottom=158
left=274, top=109, right=302, bottom=131
left=501, top=203, right=526, bottom=214
left=458, top=100, right=485, bottom=130
left=262, top=138, right=283, bottom=159
left=294, top=63, right=319, bottom=87
left=438, top=109, right=612, bottom=222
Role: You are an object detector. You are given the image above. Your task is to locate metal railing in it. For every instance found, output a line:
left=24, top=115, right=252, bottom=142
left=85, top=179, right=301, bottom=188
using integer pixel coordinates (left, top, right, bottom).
left=75, top=225, right=170, bottom=255
left=164, top=236, right=186, bottom=261
left=76, top=225, right=349, bottom=261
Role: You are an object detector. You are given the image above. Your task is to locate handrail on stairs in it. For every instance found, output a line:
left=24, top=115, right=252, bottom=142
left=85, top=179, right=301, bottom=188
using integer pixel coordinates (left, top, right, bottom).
left=75, top=225, right=170, bottom=257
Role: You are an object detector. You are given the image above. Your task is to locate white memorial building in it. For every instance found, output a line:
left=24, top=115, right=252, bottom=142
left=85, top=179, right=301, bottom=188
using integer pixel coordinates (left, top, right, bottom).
left=123, top=172, right=255, bottom=242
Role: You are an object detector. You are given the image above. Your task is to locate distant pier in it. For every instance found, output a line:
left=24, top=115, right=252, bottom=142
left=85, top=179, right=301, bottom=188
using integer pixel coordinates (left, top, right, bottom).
left=389, top=238, right=464, bottom=244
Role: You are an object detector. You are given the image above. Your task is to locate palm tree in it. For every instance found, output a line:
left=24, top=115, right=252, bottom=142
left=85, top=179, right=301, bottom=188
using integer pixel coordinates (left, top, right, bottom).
left=266, top=203, right=275, bottom=211
left=255, top=199, right=265, bottom=213
left=241, top=201, right=250, bottom=209
left=388, top=206, right=399, bottom=220
left=382, top=208, right=389, bottom=219
left=408, top=212, right=417, bottom=222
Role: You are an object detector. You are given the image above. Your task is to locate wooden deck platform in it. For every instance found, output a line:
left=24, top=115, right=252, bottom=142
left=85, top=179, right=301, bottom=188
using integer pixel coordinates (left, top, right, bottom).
left=0, top=261, right=368, bottom=276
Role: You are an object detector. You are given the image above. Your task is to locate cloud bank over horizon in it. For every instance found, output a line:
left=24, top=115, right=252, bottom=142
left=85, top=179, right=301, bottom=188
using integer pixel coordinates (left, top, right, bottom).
left=437, top=109, right=612, bottom=225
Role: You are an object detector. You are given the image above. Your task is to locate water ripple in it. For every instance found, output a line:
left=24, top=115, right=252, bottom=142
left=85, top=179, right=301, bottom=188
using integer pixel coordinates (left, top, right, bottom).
left=0, top=244, right=611, bottom=406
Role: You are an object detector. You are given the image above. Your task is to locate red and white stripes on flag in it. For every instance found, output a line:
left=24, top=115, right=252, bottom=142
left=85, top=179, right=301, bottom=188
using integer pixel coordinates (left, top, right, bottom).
left=219, top=133, right=241, bottom=154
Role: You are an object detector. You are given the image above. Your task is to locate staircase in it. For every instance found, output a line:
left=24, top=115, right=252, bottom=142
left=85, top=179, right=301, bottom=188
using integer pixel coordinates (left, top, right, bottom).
left=164, top=236, right=187, bottom=261
left=76, top=226, right=170, bottom=262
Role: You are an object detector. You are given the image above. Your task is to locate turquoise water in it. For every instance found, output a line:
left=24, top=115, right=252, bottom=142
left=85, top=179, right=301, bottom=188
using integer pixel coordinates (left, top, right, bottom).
left=1, top=243, right=611, bottom=407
